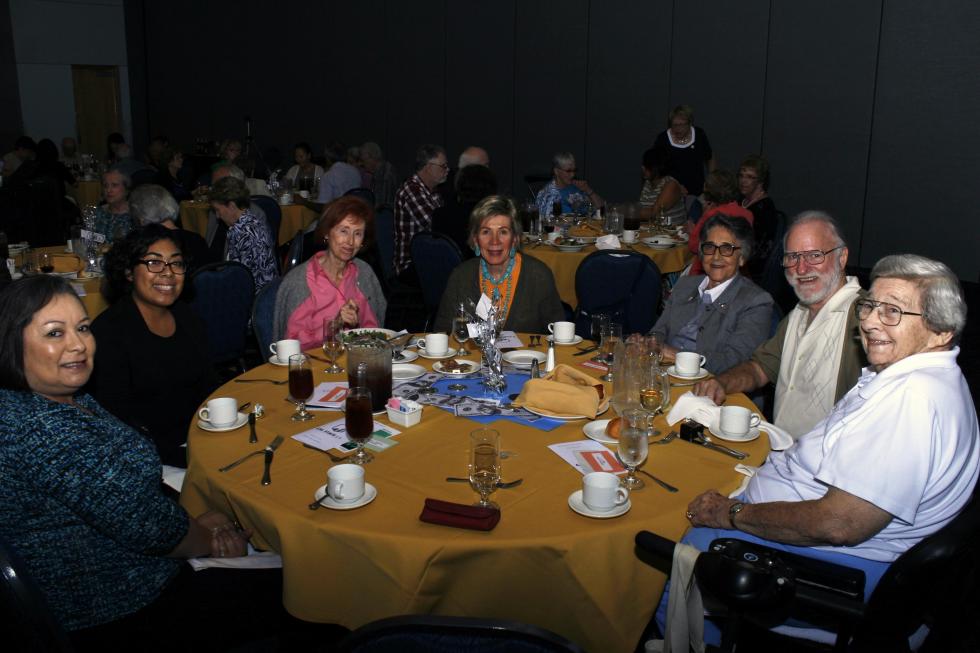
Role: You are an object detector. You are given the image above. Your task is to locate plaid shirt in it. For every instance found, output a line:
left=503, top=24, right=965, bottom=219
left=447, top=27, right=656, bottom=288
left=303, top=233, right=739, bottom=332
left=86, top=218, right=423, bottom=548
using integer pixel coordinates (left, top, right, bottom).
left=393, top=173, right=443, bottom=275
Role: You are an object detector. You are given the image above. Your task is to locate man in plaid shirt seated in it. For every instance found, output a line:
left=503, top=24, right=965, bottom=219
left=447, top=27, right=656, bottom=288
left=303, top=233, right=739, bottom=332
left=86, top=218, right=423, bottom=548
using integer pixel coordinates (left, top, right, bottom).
left=393, top=144, right=448, bottom=282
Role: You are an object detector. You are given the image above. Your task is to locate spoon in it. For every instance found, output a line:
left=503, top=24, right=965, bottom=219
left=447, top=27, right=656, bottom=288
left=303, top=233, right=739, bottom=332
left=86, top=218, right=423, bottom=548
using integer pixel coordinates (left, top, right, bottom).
left=302, top=443, right=352, bottom=463
left=650, top=430, right=679, bottom=445
left=235, top=379, right=288, bottom=385
left=637, top=468, right=679, bottom=492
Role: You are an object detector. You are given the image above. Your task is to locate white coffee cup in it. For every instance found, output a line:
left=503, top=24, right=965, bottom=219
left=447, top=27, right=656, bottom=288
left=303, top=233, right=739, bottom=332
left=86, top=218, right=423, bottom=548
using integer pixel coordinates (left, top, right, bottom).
left=270, top=339, right=301, bottom=363
left=719, top=405, right=762, bottom=437
left=582, top=472, right=630, bottom=512
left=279, top=192, right=292, bottom=205
left=547, top=232, right=560, bottom=243
left=622, top=229, right=638, bottom=244
left=327, top=464, right=365, bottom=503
left=298, top=189, right=310, bottom=199
left=675, top=351, right=707, bottom=376
left=198, top=397, right=238, bottom=427
left=416, top=333, right=449, bottom=356
left=548, top=321, right=576, bottom=343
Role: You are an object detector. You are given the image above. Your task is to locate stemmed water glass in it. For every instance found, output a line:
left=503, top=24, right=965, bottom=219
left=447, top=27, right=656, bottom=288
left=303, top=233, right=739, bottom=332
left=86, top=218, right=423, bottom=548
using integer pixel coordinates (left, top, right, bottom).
left=344, top=386, right=374, bottom=464
left=618, top=408, right=649, bottom=490
left=322, top=317, right=345, bottom=374
left=599, top=322, right=622, bottom=382
left=452, top=303, right=471, bottom=356
left=288, top=354, right=314, bottom=421
left=469, top=428, right=501, bottom=509
left=590, top=313, right=610, bottom=362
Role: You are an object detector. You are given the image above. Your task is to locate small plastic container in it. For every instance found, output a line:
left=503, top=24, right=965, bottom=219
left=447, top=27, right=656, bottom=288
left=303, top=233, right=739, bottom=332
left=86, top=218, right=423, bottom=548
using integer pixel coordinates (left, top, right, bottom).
left=386, top=405, right=422, bottom=427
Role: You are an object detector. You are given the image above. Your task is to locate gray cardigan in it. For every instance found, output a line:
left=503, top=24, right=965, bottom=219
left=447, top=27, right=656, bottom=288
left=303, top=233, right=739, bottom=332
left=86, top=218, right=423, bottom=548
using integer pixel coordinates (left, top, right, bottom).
left=273, top=257, right=387, bottom=341
left=650, top=274, right=773, bottom=374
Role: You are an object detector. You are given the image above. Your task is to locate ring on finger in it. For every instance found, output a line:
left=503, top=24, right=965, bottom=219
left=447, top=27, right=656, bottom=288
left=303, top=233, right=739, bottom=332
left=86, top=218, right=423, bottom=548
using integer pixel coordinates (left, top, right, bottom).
left=685, top=511, right=695, bottom=520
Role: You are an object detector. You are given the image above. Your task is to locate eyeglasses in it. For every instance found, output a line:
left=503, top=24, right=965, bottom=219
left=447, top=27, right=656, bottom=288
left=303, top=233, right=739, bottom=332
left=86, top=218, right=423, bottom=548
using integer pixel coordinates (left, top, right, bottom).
left=781, top=246, right=842, bottom=268
left=700, top=242, right=741, bottom=257
left=854, top=299, right=922, bottom=326
left=558, top=167, right=576, bottom=174
left=428, top=161, right=449, bottom=171
left=138, top=259, right=187, bottom=275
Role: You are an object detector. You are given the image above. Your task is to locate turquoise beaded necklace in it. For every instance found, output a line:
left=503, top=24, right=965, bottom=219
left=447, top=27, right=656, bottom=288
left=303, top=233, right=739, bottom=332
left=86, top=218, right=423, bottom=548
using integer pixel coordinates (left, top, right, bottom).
left=479, top=254, right=519, bottom=321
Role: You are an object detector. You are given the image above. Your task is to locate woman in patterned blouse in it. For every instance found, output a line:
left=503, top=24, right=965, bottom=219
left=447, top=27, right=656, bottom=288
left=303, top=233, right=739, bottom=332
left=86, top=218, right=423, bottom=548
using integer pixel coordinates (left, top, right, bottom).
left=209, top=176, right=279, bottom=291
left=94, top=168, right=134, bottom=243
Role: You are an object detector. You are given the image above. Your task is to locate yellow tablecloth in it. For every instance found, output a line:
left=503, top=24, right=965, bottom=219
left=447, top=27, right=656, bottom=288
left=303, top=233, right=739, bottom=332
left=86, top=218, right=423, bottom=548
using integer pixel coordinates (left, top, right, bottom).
left=13, top=245, right=107, bottom=318
left=181, top=339, right=769, bottom=652
left=69, top=179, right=102, bottom=208
left=179, top=200, right=319, bottom=246
left=525, top=243, right=691, bottom=307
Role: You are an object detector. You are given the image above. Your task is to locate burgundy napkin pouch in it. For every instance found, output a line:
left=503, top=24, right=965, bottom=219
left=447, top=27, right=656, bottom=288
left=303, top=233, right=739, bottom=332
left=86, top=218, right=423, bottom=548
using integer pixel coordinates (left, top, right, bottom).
left=419, top=498, right=501, bottom=531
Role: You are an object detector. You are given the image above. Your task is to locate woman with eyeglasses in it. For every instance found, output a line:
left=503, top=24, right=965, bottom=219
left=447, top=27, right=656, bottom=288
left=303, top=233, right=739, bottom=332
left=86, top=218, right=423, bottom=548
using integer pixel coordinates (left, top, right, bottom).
left=648, top=214, right=773, bottom=374
left=88, top=224, right=217, bottom=466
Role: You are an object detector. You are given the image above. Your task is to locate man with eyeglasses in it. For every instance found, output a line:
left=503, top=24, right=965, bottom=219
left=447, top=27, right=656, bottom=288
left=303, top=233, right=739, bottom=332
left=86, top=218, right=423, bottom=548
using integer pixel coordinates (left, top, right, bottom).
left=694, top=210, right=864, bottom=437
left=393, top=144, right=448, bottom=282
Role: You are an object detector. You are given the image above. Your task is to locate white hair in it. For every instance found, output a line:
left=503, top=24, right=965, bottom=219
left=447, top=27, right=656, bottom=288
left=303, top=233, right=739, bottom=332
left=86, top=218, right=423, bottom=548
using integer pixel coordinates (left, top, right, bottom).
left=871, top=254, right=967, bottom=341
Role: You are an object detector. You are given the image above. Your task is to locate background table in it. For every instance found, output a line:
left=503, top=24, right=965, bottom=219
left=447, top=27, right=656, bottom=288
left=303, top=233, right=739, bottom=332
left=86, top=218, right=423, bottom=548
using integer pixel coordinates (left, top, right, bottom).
left=181, top=341, right=769, bottom=652
left=525, top=244, right=691, bottom=307
left=179, top=200, right=319, bottom=246
left=13, top=246, right=107, bottom=318
left=68, top=179, right=102, bottom=208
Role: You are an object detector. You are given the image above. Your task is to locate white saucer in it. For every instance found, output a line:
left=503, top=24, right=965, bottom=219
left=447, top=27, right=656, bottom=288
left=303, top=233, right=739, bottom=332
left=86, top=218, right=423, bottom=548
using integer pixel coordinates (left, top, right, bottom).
left=432, top=359, right=481, bottom=376
left=524, top=402, right=609, bottom=421
left=709, top=425, right=761, bottom=443
left=268, top=355, right=290, bottom=366
left=557, top=244, right=586, bottom=252
left=393, top=350, right=419, bottom=363
left=313, top=483, right=377, bottom=510
left=568, top=490, right=631, bottom=519
left=392, top=363, right=427, bottom=381
left=546, top=335, right=584, bottom=346
left=502, top=350, right=547, bottom=368
left=667, top=365, right=709, bottom=380
left=418, top=348, right=458, bottom=360
left=197, top=412, right=248, bottom=432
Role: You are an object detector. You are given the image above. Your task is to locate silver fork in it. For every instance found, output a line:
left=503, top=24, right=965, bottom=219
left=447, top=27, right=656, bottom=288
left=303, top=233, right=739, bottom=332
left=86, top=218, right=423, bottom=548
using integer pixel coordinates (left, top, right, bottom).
left=234, top=379, right=288, bottom=385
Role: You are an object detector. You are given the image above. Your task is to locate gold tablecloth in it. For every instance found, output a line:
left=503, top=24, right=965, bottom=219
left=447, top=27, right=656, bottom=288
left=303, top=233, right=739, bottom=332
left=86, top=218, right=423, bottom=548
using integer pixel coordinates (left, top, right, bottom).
left=179, top=200, right=319, bottom=246
left=525, top=244, right=691, bottom=307
left=69, top=179, right=102, bottom=208
left=181, top=341, right=769, bottom=653
left=13, top=246, right=107, bottom=318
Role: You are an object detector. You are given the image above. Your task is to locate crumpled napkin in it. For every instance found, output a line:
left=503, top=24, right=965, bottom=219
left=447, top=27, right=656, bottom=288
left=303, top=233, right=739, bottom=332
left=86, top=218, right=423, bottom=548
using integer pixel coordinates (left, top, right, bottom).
left=512, top=363, right=607, bottom=418
left=595, top=234, right=621, bottom=250
left=188, top=544, right=282, bottom=571
left=666, top=392, right=794, bottom=451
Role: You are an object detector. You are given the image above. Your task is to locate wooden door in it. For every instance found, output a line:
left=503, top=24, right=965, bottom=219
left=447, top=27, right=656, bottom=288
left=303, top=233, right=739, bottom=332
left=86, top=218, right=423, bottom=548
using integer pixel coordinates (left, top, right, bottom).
left=72, top=65, right=121, bottom=160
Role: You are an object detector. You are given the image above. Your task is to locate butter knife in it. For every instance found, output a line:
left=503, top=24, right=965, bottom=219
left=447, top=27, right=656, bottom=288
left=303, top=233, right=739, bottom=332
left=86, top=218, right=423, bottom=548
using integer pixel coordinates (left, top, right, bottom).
left=261, top=434, right=285, bottom=485
left=691, top=434, right=747, bottom=460
left=248, top=412, right=257, bottom=444
left=219, top=434, right=284, bottom=472
left=573, top=345, right=600, bottom=356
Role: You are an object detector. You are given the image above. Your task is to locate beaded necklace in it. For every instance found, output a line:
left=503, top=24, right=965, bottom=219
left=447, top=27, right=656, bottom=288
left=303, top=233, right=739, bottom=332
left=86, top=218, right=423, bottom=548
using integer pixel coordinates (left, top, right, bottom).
left=479, top=253, right=522, bottom=324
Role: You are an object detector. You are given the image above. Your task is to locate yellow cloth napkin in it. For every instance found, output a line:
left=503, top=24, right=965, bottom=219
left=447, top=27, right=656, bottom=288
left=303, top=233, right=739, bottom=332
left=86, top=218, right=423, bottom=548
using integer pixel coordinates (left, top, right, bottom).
left=51, top=253, right=83, bottom=273
left=512, top=364, right=607, bottom=418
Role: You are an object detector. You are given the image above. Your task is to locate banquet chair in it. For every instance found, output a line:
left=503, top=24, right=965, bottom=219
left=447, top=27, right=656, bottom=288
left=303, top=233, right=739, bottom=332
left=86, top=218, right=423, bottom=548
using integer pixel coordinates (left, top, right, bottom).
left=337, top=614, right=586, bottom=652
left=282, top=230, right=305, bottom=274
left=634, top=491, right=980, bottom=652
left=573, top=250, right=662, bottom=336
left=251, top=275, right=282, bottom=356
left=186, top=261, right=255, bottom=370
left=250, top=195, right=282, bottom=245
left=524, top=173, right=552, bottom=201
left=0, top=536, right=73, bottom=652
left=411, top=231, right=463, bottom=328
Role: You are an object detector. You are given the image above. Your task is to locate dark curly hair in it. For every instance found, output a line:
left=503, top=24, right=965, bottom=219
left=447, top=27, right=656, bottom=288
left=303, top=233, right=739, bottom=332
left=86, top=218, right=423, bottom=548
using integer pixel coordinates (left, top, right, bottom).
left=102, top=224, right=184, bottom=303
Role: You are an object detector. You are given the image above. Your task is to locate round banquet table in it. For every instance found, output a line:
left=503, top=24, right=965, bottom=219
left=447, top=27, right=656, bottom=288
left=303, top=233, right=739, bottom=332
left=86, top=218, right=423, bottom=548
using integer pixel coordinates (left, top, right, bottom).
left=69, top=179, right=102, bottom=208
left=12, top=245, right=108, bottom=318
left=525, top=243, right=691, bottom=307
left=181, top=338, right=771, bottom=653
left=179, top=199, right=319, bottom=246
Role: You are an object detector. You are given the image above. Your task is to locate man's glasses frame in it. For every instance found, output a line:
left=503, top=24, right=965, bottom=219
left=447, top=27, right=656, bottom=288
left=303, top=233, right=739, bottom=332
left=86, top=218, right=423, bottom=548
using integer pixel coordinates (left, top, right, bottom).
left=782, top=246, right=843, bottom=268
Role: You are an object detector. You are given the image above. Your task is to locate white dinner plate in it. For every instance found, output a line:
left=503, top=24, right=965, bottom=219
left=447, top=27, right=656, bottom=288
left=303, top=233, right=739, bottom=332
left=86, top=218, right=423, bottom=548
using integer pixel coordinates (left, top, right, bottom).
left=432, top=359, right=481, bottom=376
left=268, top=355, right=290, bottom=367
left=667, top=365, right=709, bottom=381
left=502, top=350, right=547, bottom=368
left=582, top=419, right=665, bottom=445
left=313, top=483, right=378, bottom=510
left=557, top=244, right=586, bottom=252
left=392, top=363, right=426, bottom=381
left=568, top=489, right=631, bottom=519
left=524, top=402, right=609, bottom=421
left=342, top=327, right=399, bottom=341
left=708, top=425, right=761, bottom=443
left=392, top=350, right=419, bottom=363
left=418, top=348, right=459, bottom=360
left=197, top=412, right=248, bottom=432
left=545, top=335, right=584, bottom=346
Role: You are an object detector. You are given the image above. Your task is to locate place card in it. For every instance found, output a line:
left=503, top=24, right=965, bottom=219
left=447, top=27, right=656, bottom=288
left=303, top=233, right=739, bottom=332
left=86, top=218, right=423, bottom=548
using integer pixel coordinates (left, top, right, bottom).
left=292, top=418, right=402, bottom=453
left=548, top=440, right=626, bottom=475
left=306, top=382, right=348, bottom=409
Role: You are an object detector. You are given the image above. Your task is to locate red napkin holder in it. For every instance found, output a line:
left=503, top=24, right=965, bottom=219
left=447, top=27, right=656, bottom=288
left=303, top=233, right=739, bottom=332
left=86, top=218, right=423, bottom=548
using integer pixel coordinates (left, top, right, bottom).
left=419, top=498, right=500, bottom=531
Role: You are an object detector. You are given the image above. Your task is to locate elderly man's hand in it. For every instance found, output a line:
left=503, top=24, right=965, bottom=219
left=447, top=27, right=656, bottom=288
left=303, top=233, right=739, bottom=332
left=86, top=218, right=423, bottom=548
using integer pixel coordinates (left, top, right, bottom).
left=693, top=378, right=727, bottom=404
left=686, top=490, right=738, bottom=529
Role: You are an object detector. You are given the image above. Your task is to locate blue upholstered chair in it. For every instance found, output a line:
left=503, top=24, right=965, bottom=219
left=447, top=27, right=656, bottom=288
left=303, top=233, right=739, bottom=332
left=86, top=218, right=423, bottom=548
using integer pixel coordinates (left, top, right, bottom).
left=250, top=195, right=282, bottom=246
left=573, top=250, right=662, bottom=336
left=410, top=231, right=463, bottom=326
left=186, top=261, right=255, bottom=370
left=251, top=275, right=283, bottom=357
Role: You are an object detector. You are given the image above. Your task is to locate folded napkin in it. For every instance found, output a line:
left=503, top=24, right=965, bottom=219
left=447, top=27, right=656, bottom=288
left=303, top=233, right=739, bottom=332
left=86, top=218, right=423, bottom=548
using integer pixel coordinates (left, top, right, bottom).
left=419, top=498, right=500, bottom=531
left=512, top=363, right=607, bottom=418
left=666, top=392, right=793, bottom=451
left=52, top=253, right=83, bottom=273
left=728, top=463, right=760, bottom=498
left=188, top=544, right=283, bottom=571
left=595, top=234, right=621, bottom=250
left=758, top=421, right=793, bottom=451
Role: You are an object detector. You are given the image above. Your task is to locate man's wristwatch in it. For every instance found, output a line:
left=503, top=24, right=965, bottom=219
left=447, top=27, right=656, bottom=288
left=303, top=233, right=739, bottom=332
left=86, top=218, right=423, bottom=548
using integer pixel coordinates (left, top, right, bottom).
left=728, top=502, right=745, bottom=529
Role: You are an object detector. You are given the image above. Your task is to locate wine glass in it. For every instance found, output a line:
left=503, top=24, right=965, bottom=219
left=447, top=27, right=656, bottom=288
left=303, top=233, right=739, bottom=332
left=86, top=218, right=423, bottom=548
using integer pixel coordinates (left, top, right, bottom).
left=618, top=408, right=649, bottom=490
left=599, top=322, right=622, bottom=382
left=39, top=252, right=54, bottom=274
left=452, top=305, right=471, bottom=356
left=322, top=318, right=345, bottom=374
left=344, top=386, right=374, bottom=464
left=469, top=428, right=501, bottom=509
left=288, top=354, right=314, bottom=421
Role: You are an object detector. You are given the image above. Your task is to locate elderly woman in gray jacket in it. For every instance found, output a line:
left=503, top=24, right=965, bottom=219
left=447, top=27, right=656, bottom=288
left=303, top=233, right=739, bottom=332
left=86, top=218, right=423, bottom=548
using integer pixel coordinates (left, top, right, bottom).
left=650, top=214, right=773, bottom=374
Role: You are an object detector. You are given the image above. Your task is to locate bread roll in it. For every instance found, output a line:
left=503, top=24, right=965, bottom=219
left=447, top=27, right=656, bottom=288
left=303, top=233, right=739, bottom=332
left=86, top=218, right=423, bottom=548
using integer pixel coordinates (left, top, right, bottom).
left=605, top=417, right=622, bottom=439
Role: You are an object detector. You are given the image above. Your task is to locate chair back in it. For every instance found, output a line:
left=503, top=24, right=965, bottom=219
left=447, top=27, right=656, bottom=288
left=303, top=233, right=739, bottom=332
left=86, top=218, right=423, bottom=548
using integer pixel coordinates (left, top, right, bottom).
left=524, top=173, right=552, bottom=201
left=251, top=275, right=282, bottom=356
left=574, top=250, right=662, bottom=336
left=130, top=168, right=157, bottom=188
left=337, top=614, right=586, bottom=652
left=374, top=207, right=395, bottom=281
left=0, top=536, right=73, bottom=652
left=283, top=230, right=305, bottom=274
left=250, top=195, right=282, bottom=245
left=186, top=261, right=255, bottom=366
left=411, top=231, right=463, bottom=313
left=758, top=218, right=795, bottom=315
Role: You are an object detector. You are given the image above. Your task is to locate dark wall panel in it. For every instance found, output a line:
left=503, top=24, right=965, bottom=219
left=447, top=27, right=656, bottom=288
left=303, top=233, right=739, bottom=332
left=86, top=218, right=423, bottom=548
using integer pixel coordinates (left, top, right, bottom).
left=669, top=0, right=769, bottom=171
left=585, top=0, right=673, bottom=203
left=445, top=1, right=516, bottom=194
left=762, top=1, right=881, bottom=251
left=863, top=1, right=980, bottom=281
left=0, top=0, right=23, bottom=148
left=513, top=0, right=590, bottom=197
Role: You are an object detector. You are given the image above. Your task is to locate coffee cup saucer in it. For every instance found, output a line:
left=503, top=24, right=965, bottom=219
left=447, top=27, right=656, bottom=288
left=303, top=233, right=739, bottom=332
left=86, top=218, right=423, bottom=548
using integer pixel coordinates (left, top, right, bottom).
left=418, top=348, right=458, bottom=360
left=708, top=425, right=761, bottom=443
left=546, top=335, right=584, bottom=346
left=313, top=483, right=377, bottom=510
left=268, top=355, right=292, bottom=366
left=667, top=365, right=709, bottom=380
left=197, top=412, right=248, bottom=433
left=567, top=489, right=631, bottom=519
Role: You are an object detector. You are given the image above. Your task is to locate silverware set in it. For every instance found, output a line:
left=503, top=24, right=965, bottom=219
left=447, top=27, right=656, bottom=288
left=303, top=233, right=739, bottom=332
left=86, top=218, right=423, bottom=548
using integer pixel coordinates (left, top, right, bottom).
left=219, top=435, right=284, bottom=474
